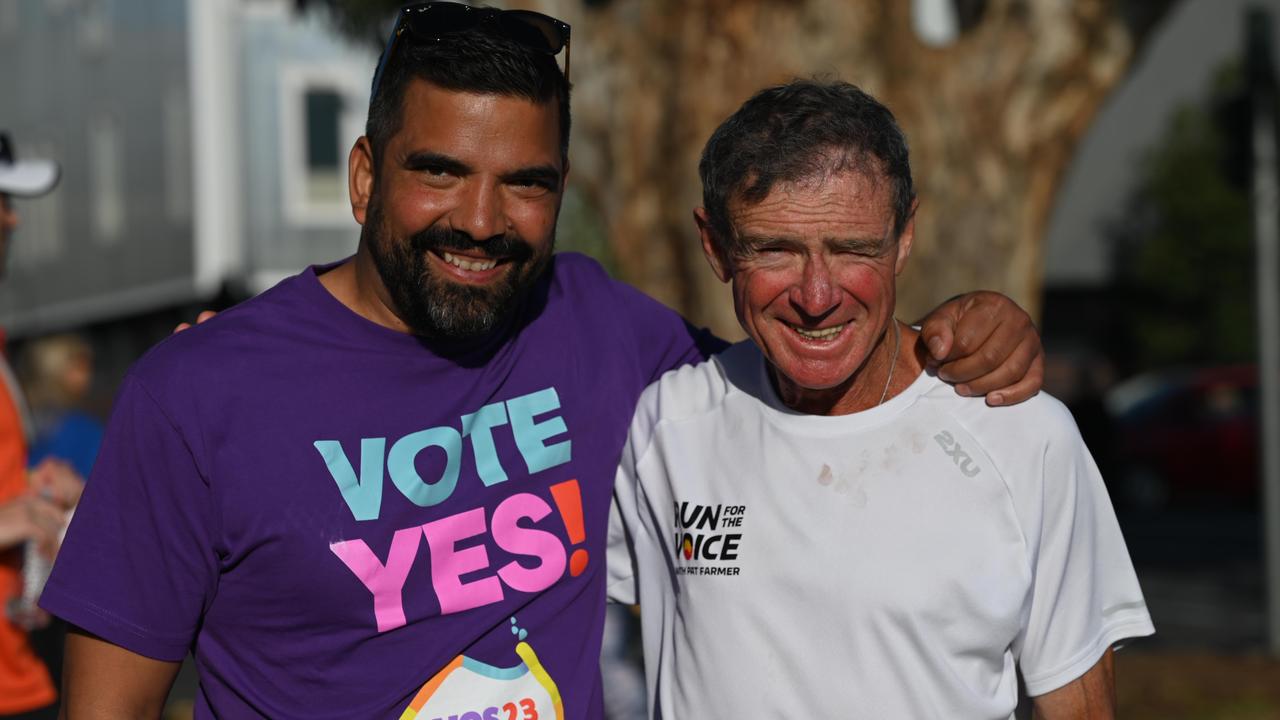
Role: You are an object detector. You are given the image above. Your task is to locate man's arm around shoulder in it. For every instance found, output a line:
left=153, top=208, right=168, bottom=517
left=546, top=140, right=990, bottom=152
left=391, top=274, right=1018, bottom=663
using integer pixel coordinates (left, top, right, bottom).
left=61, top=626, right=181, bottom=719
left=1032, top=648, right=1115, bottom=720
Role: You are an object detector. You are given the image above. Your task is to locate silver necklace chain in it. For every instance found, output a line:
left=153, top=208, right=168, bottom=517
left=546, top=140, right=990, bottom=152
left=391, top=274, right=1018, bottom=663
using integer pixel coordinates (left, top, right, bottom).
left=877, top=320, right=901, bottom=406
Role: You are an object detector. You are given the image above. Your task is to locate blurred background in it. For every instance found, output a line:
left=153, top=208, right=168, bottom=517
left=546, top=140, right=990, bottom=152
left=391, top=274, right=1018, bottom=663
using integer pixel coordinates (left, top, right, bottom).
left=2, top=0, right=1279, bottom=717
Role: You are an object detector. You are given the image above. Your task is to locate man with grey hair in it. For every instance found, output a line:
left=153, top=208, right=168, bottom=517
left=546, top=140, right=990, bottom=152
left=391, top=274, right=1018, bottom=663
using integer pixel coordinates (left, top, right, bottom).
left=609, top=80, right=1153, bottom=718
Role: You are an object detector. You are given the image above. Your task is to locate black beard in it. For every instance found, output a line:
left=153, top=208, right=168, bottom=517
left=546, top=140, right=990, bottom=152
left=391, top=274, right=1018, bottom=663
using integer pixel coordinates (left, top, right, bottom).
left=363, top=197, right=553, bottom=339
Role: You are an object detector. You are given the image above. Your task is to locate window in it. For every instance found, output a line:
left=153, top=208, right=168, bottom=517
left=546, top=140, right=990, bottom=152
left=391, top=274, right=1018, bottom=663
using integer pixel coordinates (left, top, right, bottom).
left=163, top=85, right=192, bottom=223
left=279, top=64, right=367, bottom=226
left=303, top=89, right=345, bottom=206
left=77, top=0, right=112, bottom=54
left=89, top=115, right=125, bottom=245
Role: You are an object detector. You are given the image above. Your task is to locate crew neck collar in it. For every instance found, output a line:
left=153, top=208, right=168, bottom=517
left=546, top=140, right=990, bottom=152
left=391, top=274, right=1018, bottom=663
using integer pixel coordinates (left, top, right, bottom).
left=736, top=343, right=935, bottom=435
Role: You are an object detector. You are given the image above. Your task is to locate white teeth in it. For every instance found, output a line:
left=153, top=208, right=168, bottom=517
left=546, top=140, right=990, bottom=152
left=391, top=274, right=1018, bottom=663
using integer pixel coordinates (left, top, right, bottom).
left=442, top=252, right=497, bottom=272
left=792, top=324, right=844, bottom=340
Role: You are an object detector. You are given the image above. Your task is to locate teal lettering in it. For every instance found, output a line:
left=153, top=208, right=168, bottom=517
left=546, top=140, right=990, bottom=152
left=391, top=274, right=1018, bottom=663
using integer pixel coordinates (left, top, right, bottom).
left=314, top=438, right=386, bottom=521
left=506, top=387, right=571, bottom=474
left=461, top=402, right=509, bottom=487
left=317, top=388, right=571, bottom=517
left=387, top=426, right=463, bottom=508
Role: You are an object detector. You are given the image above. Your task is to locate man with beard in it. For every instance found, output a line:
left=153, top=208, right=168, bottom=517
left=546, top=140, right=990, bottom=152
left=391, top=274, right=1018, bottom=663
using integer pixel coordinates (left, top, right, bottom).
left=42, top=5, right=1044, bottom=719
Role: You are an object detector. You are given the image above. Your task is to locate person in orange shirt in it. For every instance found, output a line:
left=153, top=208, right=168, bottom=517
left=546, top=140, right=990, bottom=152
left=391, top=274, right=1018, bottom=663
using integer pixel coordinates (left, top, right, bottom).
left=0, top=132, right=83, bottom=720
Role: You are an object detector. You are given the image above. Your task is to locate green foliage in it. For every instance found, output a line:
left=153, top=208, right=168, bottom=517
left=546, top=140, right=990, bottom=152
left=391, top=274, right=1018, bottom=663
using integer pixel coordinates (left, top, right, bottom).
left=556, top=187, right=618, bottom=274
left=1109, top=63, right=1256, bottom=368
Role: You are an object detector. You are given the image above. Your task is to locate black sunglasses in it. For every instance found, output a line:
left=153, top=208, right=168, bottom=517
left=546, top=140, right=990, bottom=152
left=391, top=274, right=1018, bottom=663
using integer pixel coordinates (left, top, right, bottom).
left=370, top=2, right=571, bottom=100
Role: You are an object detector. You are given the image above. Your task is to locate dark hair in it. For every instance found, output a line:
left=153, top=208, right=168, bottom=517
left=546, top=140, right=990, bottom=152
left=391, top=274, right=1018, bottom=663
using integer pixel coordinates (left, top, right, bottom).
left=698, top=79, right=916, bottom=256
left=365, top=26, right=571, bottom=167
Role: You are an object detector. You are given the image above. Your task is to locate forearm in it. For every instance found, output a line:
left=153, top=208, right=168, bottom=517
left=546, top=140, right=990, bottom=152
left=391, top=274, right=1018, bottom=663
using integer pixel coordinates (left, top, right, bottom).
left=1032, top=648, right=1116, bottom=719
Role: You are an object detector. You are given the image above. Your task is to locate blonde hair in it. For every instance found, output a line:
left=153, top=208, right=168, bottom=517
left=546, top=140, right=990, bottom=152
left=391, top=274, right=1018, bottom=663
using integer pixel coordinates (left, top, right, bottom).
left=18, top=333, right=93, bottom=411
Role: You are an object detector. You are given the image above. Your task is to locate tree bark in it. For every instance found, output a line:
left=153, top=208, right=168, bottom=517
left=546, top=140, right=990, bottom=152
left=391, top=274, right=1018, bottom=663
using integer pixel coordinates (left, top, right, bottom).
left=521, top=0, right=1149, bottom=337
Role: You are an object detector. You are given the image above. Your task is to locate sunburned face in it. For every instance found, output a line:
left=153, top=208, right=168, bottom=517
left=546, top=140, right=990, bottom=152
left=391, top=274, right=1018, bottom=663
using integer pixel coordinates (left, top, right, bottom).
left=352, top=79, right=565, bottom=339
left=699, top=170, right=914, bottom=415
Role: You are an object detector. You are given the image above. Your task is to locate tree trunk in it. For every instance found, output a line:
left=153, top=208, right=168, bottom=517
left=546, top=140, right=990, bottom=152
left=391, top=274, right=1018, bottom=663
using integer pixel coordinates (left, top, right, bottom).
left=523, top=0, right=1142, bottom=337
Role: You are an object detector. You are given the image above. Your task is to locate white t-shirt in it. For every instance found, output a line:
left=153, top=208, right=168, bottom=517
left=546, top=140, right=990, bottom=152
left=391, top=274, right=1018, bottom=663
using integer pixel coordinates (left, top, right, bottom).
left=608, top=341, right=1154, bottom=719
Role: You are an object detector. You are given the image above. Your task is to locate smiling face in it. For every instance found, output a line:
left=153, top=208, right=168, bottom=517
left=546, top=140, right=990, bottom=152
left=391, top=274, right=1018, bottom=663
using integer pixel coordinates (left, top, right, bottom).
left=349, top=79, right=565, bottom=339
left=698, top=169, right=915, bottom=414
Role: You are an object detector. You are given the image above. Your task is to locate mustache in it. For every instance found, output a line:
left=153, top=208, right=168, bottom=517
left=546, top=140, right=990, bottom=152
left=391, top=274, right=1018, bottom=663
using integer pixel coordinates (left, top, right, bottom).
left=409, top=225, right=534, bottom=262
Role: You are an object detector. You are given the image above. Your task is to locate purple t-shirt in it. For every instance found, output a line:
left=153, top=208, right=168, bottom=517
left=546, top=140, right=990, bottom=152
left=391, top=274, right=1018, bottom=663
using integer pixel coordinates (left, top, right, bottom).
left=42, top=253, right=717, bottom=719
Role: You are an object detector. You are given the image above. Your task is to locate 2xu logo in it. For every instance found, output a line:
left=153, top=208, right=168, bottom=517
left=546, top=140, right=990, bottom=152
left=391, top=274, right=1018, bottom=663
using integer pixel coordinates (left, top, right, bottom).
left=430, top=698, right=538, bottom=720
left=934, top=431, right=982, bottom=477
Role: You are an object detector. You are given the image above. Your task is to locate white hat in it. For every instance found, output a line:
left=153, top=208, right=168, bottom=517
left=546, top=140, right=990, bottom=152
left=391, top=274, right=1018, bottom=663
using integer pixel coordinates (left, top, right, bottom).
left=0, top=132, right=60, bottom=198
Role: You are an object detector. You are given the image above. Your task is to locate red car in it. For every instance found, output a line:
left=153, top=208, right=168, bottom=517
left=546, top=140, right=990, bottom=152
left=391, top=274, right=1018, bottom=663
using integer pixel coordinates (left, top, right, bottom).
left=1107, top=365, right=1258, bottom=510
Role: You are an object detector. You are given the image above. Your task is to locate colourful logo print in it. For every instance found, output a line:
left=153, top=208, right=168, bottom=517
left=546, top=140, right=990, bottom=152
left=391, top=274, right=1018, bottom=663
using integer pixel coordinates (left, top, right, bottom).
left=401, top=619, right=562, bottom=720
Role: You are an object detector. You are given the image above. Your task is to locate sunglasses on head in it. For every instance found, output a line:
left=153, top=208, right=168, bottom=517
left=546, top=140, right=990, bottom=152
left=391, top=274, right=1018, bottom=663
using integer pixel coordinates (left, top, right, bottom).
left=370, top=2, right=571, bottom=100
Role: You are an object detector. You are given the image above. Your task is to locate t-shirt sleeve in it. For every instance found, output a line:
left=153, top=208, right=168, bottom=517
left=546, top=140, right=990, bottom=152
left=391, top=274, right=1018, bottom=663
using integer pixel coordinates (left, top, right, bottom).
left=609, top=278, right=727, bottom=385
left=607, top=407, right=653, bottom=605
left=605, top=483, right=639, bottom=605
left=606, top=379, right=668, bottom=606
left=40, top=374, right=217, bottom=663
left=1014, top=406, right=1154, bottom=696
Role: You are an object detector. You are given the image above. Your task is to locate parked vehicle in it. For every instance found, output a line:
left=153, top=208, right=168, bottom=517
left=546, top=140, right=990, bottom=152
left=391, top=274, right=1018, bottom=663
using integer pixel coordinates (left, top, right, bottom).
left=1106, top=365, right=1258, bottom=510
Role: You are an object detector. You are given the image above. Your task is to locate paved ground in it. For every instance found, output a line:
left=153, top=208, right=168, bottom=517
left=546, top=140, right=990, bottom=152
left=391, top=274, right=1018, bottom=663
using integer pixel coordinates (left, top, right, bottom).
left=1118, top=651, right=1280, bottom=719
left=1121, top=506, right=1270, bottom=652
left=1112, top=506, right=1280, bottom=718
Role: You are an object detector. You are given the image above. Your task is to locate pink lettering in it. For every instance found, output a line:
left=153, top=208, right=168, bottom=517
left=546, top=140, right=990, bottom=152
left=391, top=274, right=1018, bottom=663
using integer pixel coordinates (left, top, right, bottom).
left=423, top=507, right=504, bottom=614
left=491, top=493, right=566, bottom=593
left=329, top=527, right=421, bottom=632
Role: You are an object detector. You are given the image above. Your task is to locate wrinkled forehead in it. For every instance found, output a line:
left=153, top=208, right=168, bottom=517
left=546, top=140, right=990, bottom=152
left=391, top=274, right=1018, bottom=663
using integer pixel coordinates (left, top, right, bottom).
left=734, top=145, right=885, bottom=200
left=728, top=168, right=898, bottom=237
